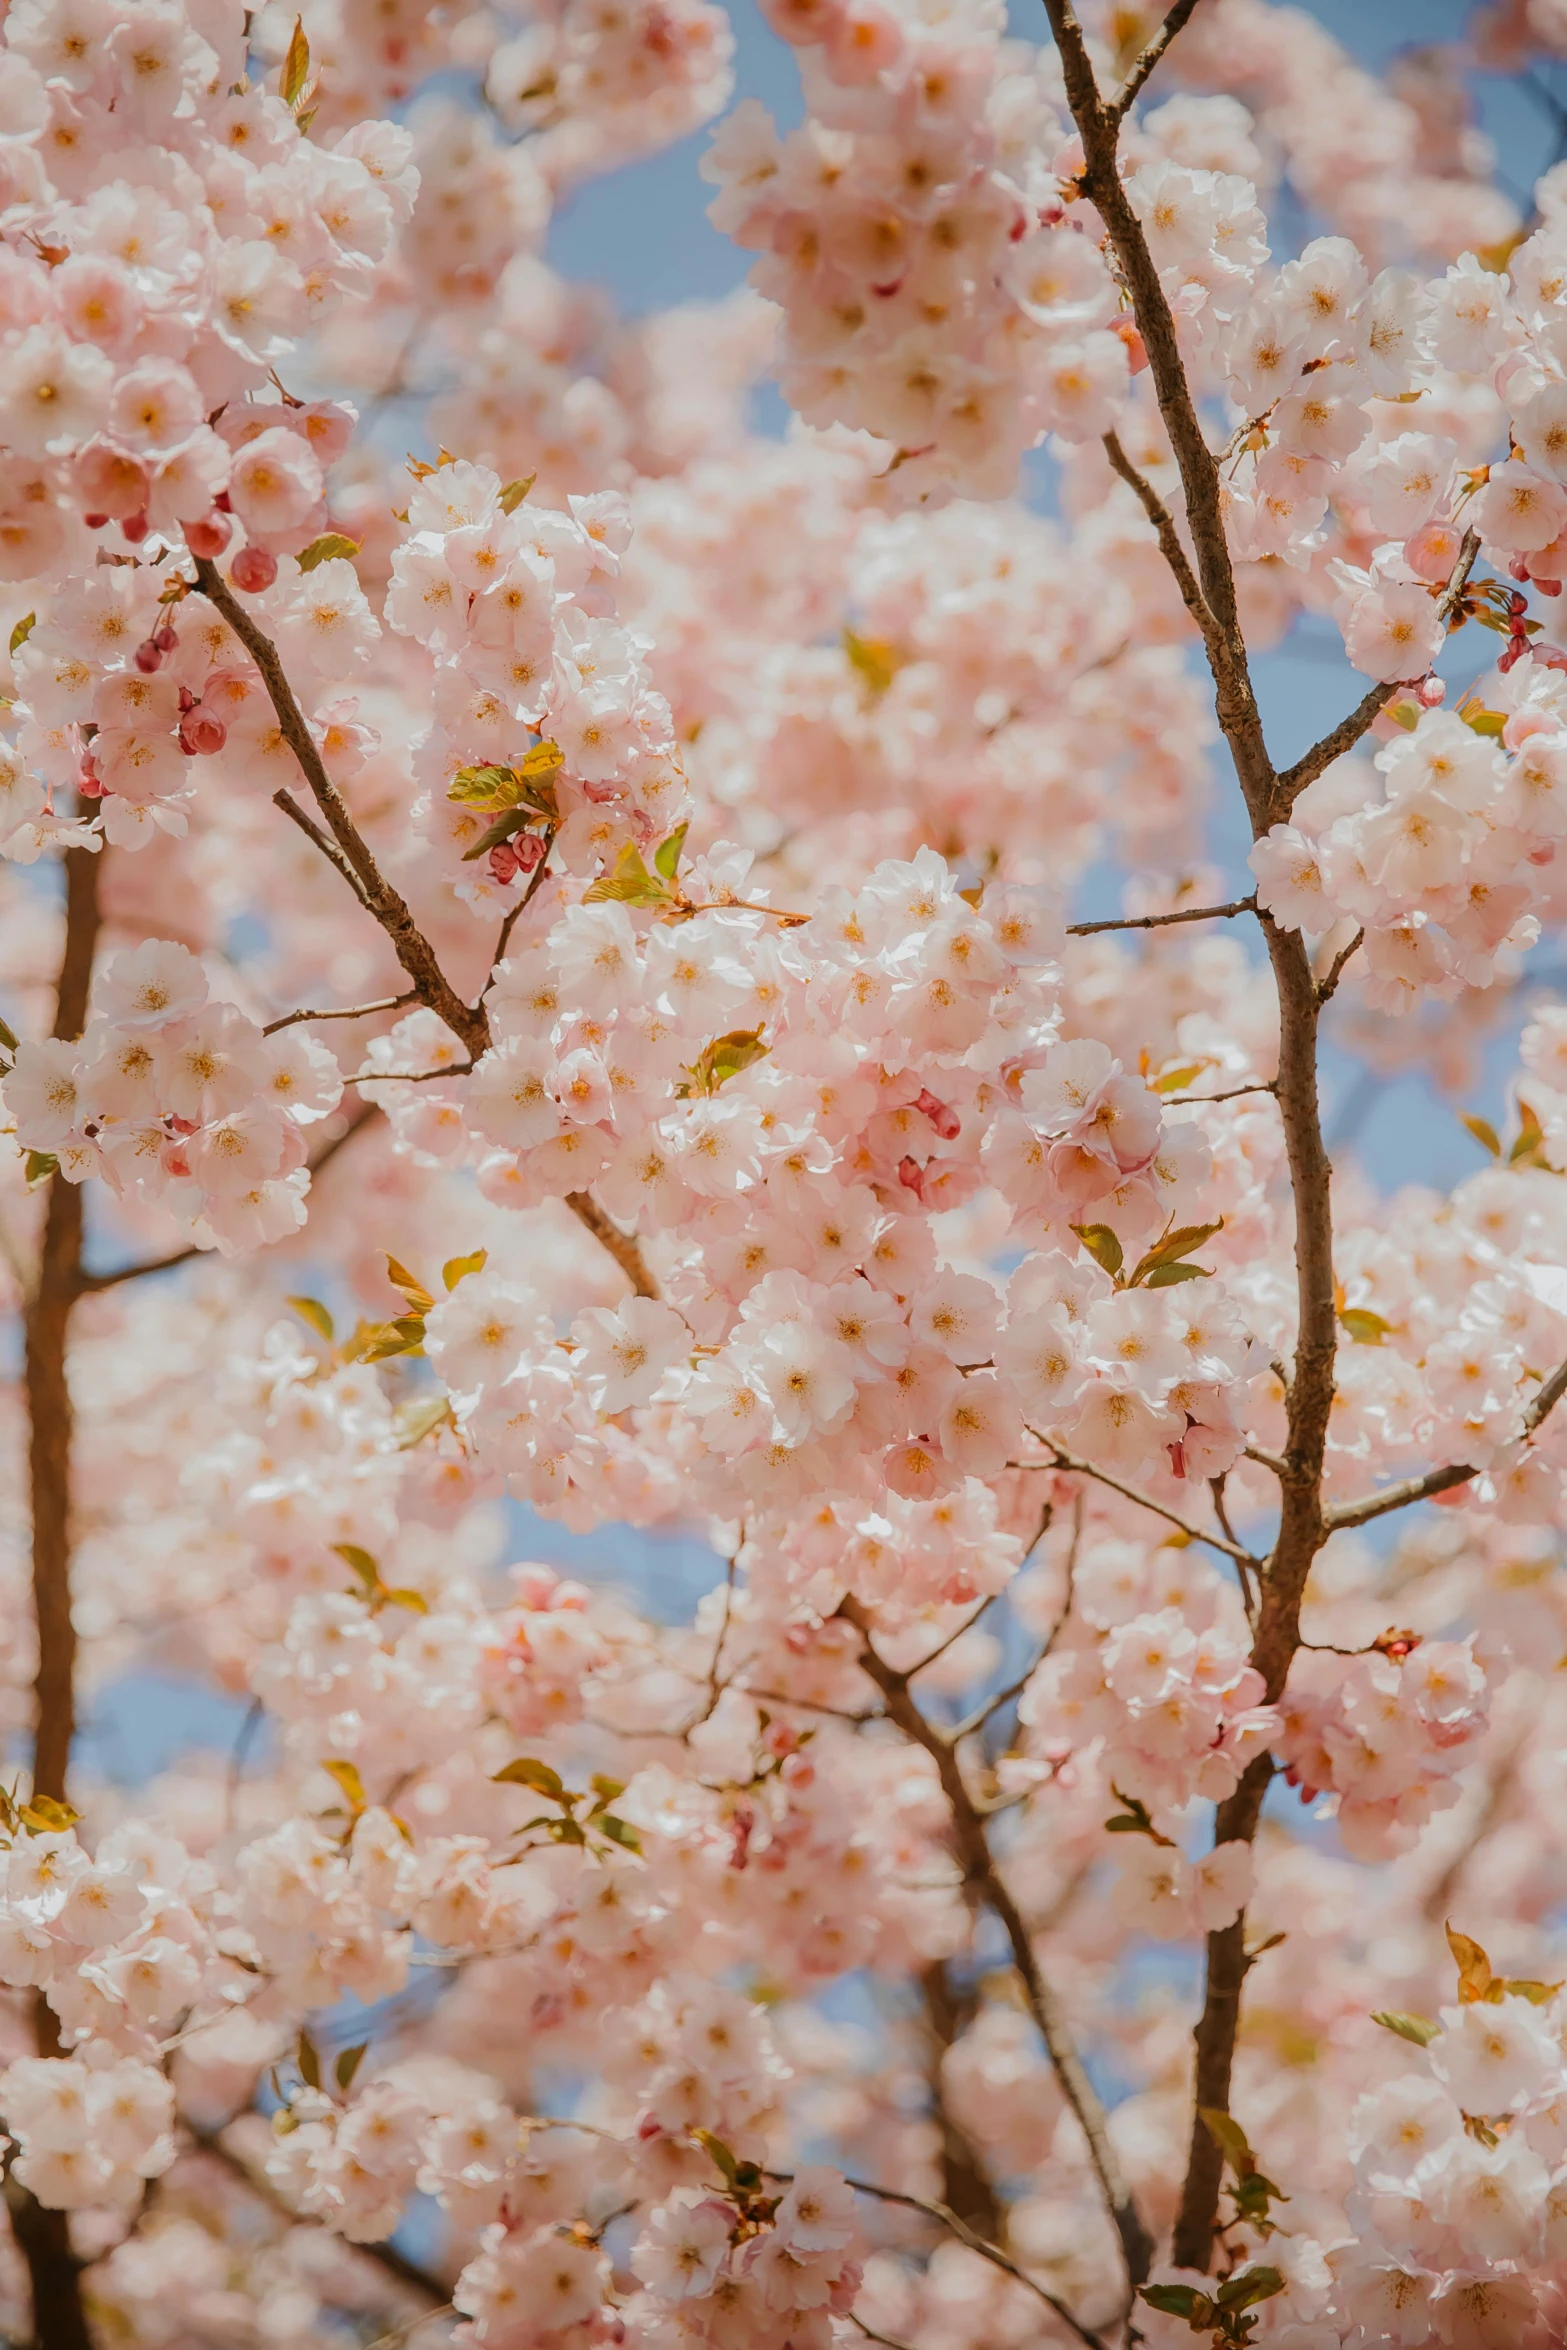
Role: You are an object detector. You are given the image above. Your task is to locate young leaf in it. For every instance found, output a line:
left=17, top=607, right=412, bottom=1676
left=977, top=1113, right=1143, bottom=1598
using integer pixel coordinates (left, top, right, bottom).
left=1070, top=1222, right=1124, bottom=1278
left=357, top=1313, right=427, bottom=1362
left=335, top=2041, right=368, bottom=2094
left=9, top=611, right=35, bottom=655
left=492, top=1756, right=569, bottom=1801
left=288, top=1295, right=336, bottom=1342
left=1372, top=2009, right=1440, bottom=2046
left=842, top=629, right=902, bottom=696
left=393, top=1395, right=453, bottom=1450
left=595, top=1813, right=643, bottom=1853
left=583, top=840, right=677, bottom=908
left=1215, top=2266, right=1286, bottom=2314
left=381, top=1586, right=430, bottom=1615
left=24, top=1151, right=59, bottom=1187
left=296, top=2026, right=322, bottom=2090
left=1128, top=1220, right=1224, bottom=1286
left=460, top=803, right=540, bottom=860
left=385, top=1256, right=435, bottom=1311
left=0, top=1012, right=18, bottom=1056
left=331, top=1542, right=381, bottom=1592
left=295, top=533, right=360, bottom=573
left=1511, top=1099, right=1549, bottom=1167
left=517, top=739, right=564, bottom=787
left=1460, top=1112, right=1500, bottom=1157
left=449, top=764, right=528, bottom=810
left=281, top=16, right=310, bottom=105
left=653, top=821, right=689, bottom=881
left=1200, top=2107, right=1255, bottom=2176
left=1143, top=1259, right=1212, bottom=1288
left=19, top=1794, right=79, bottom=1835
left=322, top=1758, right=366, bottom=1815
left=1502, top=1976, right=1564, bottom=2005
left=443, top=1248, right=488, bottom=1291
left=1103, top=1785, right=1174, bottom=1846
left=1139, top=2283, right=1211, bottom=2323
left=1339, top=1307, right=1390, bottom=1345
left=688, top=1029, right=769, bottom=1095
left=498, top=474, right=537, bottom=513
left=1152, top=1061, right=1207, bottom=1094
left=1447, top=1922, right=1494, bottom=2002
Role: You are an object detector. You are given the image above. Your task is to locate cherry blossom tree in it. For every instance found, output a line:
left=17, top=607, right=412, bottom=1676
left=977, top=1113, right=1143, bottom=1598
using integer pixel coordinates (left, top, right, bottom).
left=12, top=2, right=1567, bottom=2347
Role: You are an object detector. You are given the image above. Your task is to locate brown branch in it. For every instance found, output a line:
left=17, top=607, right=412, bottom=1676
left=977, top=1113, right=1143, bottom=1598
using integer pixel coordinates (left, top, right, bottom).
left=1043, top=5, right=1349, bottom=2276
left=1100, top=430, right=1217, bottom=653
left=1040, top=1441, right=1259, bottom=1569
left=192, top=561, right=656, bottom=1301
left=766, top=2163, right=1106, bottom=2350
left=75, top=1104, right=381, bottom=1295
left=185, top=2125, right=448, bottom=2304
left=1109, top=0, right=1205, bottom=119
left=263, top=993, right=416, bottom=1036
left=1324, top=1350, right=1567, bottom=1531
left=1272, top=532, right=1482, bottom=816
left=918, top=1961, right=1005, bottom=2245
left=194, top=561, right=488, bottom=1059
left=1067, top=894, right=1255, bottom=937
left=1315, top=928, right=1365, bottom=1005
left=16, top=837, right=103, bottom=2350
left=839, top=1596, right=1153, bottom=2301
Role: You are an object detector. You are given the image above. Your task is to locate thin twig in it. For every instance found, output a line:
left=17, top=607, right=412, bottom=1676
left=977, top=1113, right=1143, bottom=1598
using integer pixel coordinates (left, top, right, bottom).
left=767, top=2164, right=1106, bottom=2350
left=1109, top=0, right=1205, bottom=119
left=839, top=1596, right=1152, bottom=2301
left=480, top=830, right=558, bottom=1001
left=1067, top=895, right=1256, bottom=937
left=1038, top=1440, right=1260, bottom=1569
left=1101, top=429, right=1218, bottom=653
left=1272, top=532, right=1482, bottom=815
left=263, top=993, right=416, bottom=1036
left=952, top=1494, right=1082, bottom=1741
left=1316, top=929, right=1365, bottom=1006
left=350, top=1061, right=476, bottom=1085
left=1325, top=1350, right=1567, bottom=1530
left=270, top=788, right=374, bottom=911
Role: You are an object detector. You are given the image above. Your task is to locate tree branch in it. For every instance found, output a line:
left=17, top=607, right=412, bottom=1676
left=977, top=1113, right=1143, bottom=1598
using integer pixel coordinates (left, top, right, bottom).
left=191, top=561, right=657, bottom=1301
left=839, top=1596, right=1153, bottom=2301
left=262, top=993, right=417, bottom=1036
left=767, top=2162, right=1107, bottom=2350
left=1323, top=1350, right=1567, bottom=1531
left=1039, top=1441, right=1260, bottom=1569
left=1108, top=0, right=1205, bottom=119
left=1272, top=531, right=1482, bottom=816
left=1100, top=429, right=1217, bottom=652
left=75, top=1104, right=381, bottom=1295
left=1067, top=894, right=1255, bottom=937
left=185, top=2125, right=449, bottom=2304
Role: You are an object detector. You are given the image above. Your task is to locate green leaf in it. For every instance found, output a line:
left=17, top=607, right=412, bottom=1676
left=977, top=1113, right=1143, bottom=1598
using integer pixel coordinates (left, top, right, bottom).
left=1461, top=1112, right=1501, bottom=1157
left=281, top=14, right=310, bottom=105
left=459, top=803, right=540, bottom=861
left=1215, top=2266, right=1286, bottom=2314
left=1200, top=2107, right=1255, bottom=2176
left=23, top=1150, right=58, bottom=1188
left=295, top=533, right=360, bottom=573
left=19, top=1794, right=79, bottom=1836
left=8, top=612, right=35, bottom=656
left=1103, top=1785, right=1174, bottom=1845
left=691, top=2127, right=742, bottom=2188
left=448, top=764, right=525, bottom=810
left=322, top=1758, right=366, bottom=1815
left=296, top=2027, right=321, bottom=2091
left=687, top=1028, right=769, bottom=1096
left=590, top=1775, right=627, bottom=1805
left=653, top=822, right=689, bottom=881
left=1143, top=1260, right=1212, bottom=1288
left=1372, top=2009, right=1440, bottom=2046
left=1139, top=2283, right=1211, bottom=2323
left=442, top=1248, right=488, bottom=1291
left=1339, top=1307, right=1390, bottom=1345
left=357, top=1313, right=427, bottom=1362
left=335, top=2041, right=368, bottom=2094
left=498, top=474, right=536, bottom=514
left=1460, top=705, right=1507, bottom=738
left=582, top=839, right=677, bottom=908
left=393, top=1395, right=453, bottom=1450
left=492, top=1756, right=569, bottom=1801
left=595, top=1813, right=642, bottom=1853
left=1070, top=1222, right=1124, bottom=1278
left=1152, top=1061, right=1207, bottom=1094
left=1128, top=1219, right=1223, bottom=1286
left=382, top=1586, right=430, bottom=1614
left=288, top=1295, right=335, bottom=1342
left=332, top=1543, right=381, bottom=1591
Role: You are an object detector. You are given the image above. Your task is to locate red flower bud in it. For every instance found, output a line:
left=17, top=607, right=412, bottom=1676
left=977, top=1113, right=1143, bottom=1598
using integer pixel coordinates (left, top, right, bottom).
left=229, top=544, right=278, bottom=593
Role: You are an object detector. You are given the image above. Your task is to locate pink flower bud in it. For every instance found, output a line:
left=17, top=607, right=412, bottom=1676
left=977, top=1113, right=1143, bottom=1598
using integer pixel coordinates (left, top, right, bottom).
left=133, top=637, right=163, bottom=673
left=914, top=1087, right=961, bottom=1139
left=178, top=707, right=227, bottom=756
left=83, top=511, right=109, bottom=529
left=120, top=508, right=150, bottom=543
left=185, top=510, right=231, bottom=559
left=229, top=544, right=278, bottom=593
left=153, top=623, right=178, bottom=653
